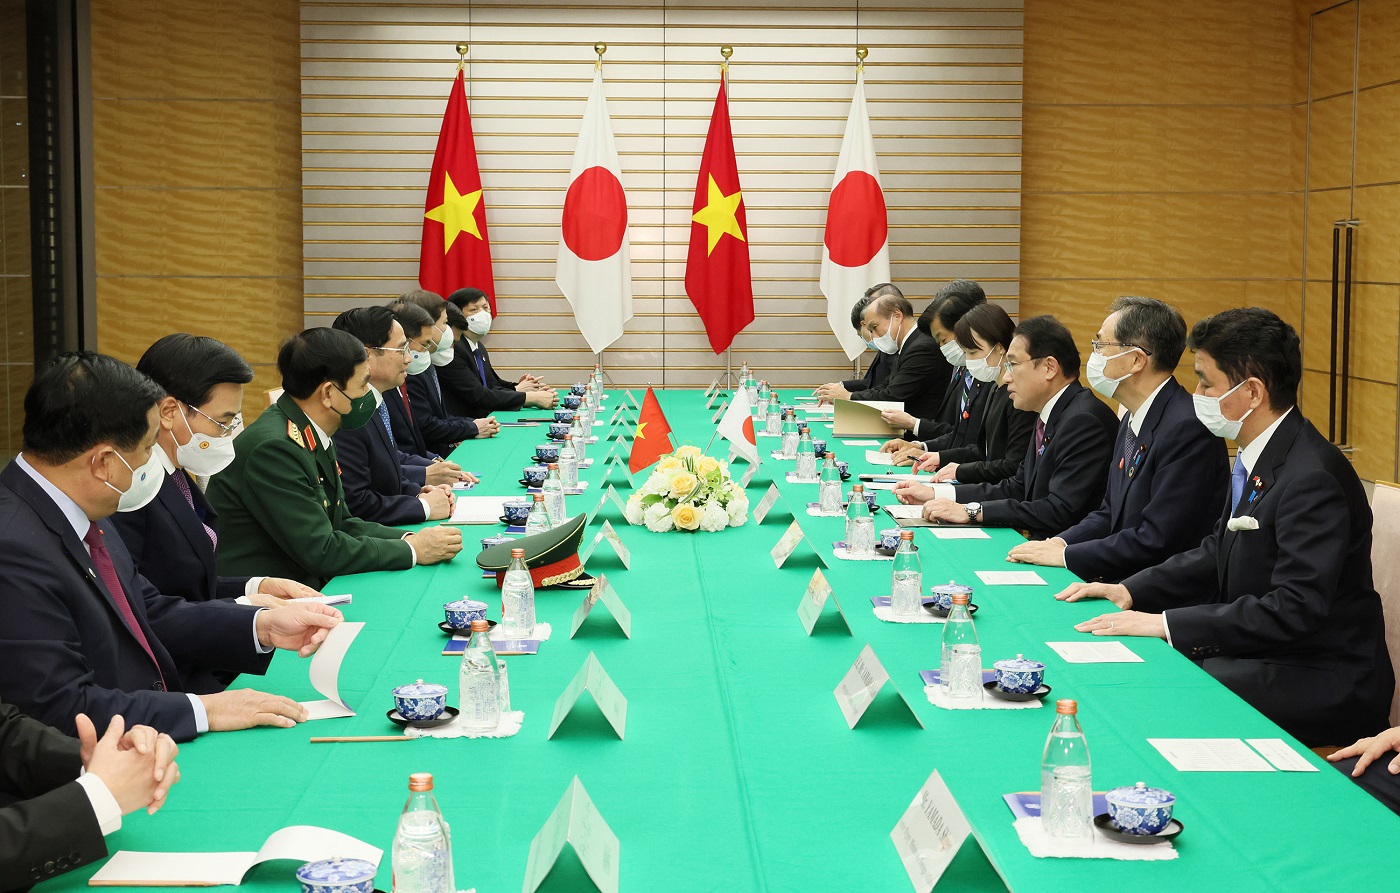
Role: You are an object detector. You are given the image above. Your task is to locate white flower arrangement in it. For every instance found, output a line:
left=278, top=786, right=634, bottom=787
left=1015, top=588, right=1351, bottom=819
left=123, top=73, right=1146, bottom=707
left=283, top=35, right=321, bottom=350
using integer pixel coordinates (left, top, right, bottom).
left=624, top=445, right=750, bottom=533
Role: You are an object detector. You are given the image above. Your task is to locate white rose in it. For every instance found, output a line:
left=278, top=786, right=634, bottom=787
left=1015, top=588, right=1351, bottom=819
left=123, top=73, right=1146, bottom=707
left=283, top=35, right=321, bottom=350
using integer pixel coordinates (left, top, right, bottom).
left=644, top=501, right=675, bottom=532
left=700, top=500, right=729, bottom=532
left=726, top=495, right=749, bottom=526
left=623, top=496, right=645, bottom=526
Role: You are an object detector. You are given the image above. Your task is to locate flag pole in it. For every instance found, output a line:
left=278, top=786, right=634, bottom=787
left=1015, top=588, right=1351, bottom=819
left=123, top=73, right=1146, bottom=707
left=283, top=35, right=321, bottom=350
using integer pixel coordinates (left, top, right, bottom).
left=719, top=44, right=735, bottom=391
left=852, top=45, right=867, bottom=386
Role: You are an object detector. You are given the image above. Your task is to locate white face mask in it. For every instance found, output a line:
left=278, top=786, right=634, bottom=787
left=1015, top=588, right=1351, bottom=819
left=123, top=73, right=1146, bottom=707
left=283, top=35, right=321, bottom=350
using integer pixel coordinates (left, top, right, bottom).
left=871, top=315, right=902, bottom=355
left=104, top=448, right=164, bottom=512
left=430, top=343, right=454, bottom=367
left=175, top=409, right=238, bottom=477
left=940, top=339, right=967, bottom=367
left=1086, top=348, right=1137, bottom=399
left=406, top=349, right=431, bottom=375
left=1193, top=379, right=1254, bottom=440
left=467, top=311, right=492, bottom=337
left=965, top=348, right=1003, bottom=384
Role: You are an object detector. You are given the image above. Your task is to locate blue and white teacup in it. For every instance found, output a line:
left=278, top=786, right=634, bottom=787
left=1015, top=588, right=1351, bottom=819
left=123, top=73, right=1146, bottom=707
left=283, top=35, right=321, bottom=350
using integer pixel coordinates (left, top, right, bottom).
left=548, top=422, right=572, bottom=440
left=930, top=582, right=974, bottom=611
left=554, top=409, right=575, bottom=423
left=812, top=438, right=827, bottom=458
left=481, top=534, right=514, bottom=551
left=562, top=395, right=582, bottom=410
left=443, top=598, right=488, bottom=629
left=502, top=499, right=531, bottom=524
left=992, top=654, right=1046, bottom=694
left=296, top=858, right=377, bottom=893
left=534, top=443, right=560, bottom=463
left=879, top=527, right=903, bottom=551
left=523, top=465, right=548, bottom=486
left=836, top=461, right=851, bottom=481
left=864, top=490, right=879, bottom=510
left=571, top=382, right=587, bottom=395
left=392, top=680, right=448, bottom=720
left=1105, top=782, right=1176, bottom=835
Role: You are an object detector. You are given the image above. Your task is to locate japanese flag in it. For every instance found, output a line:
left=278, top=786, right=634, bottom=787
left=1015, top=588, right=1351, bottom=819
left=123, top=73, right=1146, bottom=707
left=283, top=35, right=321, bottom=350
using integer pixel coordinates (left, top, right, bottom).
left=717, top=386, right=759, bottom=467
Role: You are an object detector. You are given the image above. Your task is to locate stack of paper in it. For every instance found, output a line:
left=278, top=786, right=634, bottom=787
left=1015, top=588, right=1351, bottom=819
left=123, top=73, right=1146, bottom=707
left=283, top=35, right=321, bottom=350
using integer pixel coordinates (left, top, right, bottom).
left=447, top=496, right=511, bottom=525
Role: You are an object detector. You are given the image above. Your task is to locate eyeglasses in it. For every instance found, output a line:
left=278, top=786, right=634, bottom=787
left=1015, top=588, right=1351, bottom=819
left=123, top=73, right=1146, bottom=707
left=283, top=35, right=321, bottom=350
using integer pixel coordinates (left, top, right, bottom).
left=185, top=403, right=242, bottom=438
left=1000, top=357, right=1041, bottom=373
left=1090, top=340, right=1152, bottom=356
left=372, top=344, right=412, bottom=356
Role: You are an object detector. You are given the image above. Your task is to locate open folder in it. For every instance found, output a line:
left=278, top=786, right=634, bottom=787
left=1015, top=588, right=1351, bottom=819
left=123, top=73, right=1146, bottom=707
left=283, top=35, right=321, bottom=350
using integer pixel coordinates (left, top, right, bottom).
left=89, top=825, right=381, bottom=887
left=832, top=400, right=903, bottom=438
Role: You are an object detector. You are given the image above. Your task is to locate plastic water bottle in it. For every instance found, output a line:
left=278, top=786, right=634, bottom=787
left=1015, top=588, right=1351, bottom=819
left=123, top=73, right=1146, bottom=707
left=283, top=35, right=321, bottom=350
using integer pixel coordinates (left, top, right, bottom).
left=765, top=394, right=782, bottom=437
left=593, top=363, right=603, bottom=389
left=795, top=427, right=817, bottom=479
left=758, top=378, right=771, bottom=404
left=568, top=415, right=587, bottom=461
left=746, top=374, right=758, bottom=406
left=890, top=530, right=922, bottom=616
left=392, top=773, right=452, bottom=893
left=1042, top=699, right=1093, bottom=839
left=459, top=619, right=500, bottom=732
left=818, top=452, right=843, bottom=514
left=845, top=483, right=867, bottom=545
left=542, top=462, right=566, bottom=526
left=781, top=411, right=799, bottom=459
left=524, top=493, right=551, bottom=536
left=739, top=360, right=750, bottom=382
left=559, top=435, right=580, bottom=488
left=500, top=547, right=536, bottom=638
left=940, top=592, right=981, bottom=698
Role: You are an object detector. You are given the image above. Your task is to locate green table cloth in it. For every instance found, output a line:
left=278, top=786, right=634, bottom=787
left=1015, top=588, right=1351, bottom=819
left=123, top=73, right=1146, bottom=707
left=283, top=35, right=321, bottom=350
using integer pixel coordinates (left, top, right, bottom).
left=39, top=388, right=1400, bottom=893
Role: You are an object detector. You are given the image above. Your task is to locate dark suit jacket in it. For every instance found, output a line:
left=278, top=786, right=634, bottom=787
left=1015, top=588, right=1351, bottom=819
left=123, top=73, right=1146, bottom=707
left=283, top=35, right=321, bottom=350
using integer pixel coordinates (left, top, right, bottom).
left=384, top=385, right=433, bottom=461
left=915, top=371, right=990, bottom=450
left=954, top=381, right=1118, bottom=540
left=439, top=338, right=527, bottom=418
left=935, top=383, right=1036, bottom=485
left=0, top=701, right=107, bottom=890
left=406, top=366, right=480, bottom=458
left=0, top=462, right=273, bottom=742
left=1123, top=411, right=1394, bottom=746
left=333, top=406, right=431, bottom=526
left=1058, top=378, right=1229, bottom=583
left=848, top=327, right=950, bottom=421
left=840, top=351, right=891, bottom=393
left=109, top=469, right=251, bottom=603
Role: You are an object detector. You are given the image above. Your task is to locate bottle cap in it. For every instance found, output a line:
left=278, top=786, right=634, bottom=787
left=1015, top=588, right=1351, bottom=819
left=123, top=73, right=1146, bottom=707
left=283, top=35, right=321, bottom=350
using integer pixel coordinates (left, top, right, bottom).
left=408, top=772, right=434, bottom=791
left=565, top=433, right=573, bottom=441
left=900, top=530, right=914, bottom=540
left=1055, top=699, right=1078, bottom=715
left=511, top=547, right=525, bottom=558
left=470, top=619, right=491, bottom=632
left=852, top=483, right=864, bottom=492
left=548, top=462, right=559, bottom=469
left=951, top=592, right=970, bottom=605
left=533, top=493, right=545, bottom=503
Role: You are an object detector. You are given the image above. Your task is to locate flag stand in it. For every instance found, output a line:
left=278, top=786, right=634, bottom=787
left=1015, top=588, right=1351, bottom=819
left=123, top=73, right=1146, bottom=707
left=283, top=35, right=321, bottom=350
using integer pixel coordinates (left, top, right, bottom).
left=722, top=348, right=735, bottom=388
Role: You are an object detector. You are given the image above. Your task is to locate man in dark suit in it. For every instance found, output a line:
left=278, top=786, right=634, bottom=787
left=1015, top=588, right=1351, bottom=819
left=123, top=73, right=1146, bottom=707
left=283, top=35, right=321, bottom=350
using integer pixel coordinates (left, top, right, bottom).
left=389, top=293, right=500, bottom=458
left=0, top=353, right=343, bottom=742
left=897, top=315, right=1118, bottom=539
left=0, top=705, right=179, bottom=889
left=813, top=284, right=949, bottom=420
left=441, top=287, right=557, bottom=417
left=1007, top=297, right=1229, bottom=581
left=331, top=306, right=471, bottom=526
left=839, top=294, right=891, bottom=392
left=1061, top=308, right=1393, bottom=748
left=209, top=329, right=464, bottom=588
left=110, top=334, right=323, bottom=610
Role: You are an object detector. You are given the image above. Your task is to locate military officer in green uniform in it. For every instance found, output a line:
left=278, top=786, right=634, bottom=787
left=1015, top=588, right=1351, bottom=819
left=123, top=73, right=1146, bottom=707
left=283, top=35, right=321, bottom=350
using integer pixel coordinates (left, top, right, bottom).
left=209, top=328, right=462, bottom=588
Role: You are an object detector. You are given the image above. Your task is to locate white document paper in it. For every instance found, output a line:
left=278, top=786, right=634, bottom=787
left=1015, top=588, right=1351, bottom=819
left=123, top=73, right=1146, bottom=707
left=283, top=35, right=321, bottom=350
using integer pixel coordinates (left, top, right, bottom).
left=1148, top=738, right=1277, bottom=772
left=289, top=593, right=352, bottom=606
left=1045, top=640, right=1144, bottom=663
left=976, top=570, right=1048, bottom=586
left=883, top=504, right=924, bottom=520
left=930, top=528, right=990, bottom=540
left=890, top=770, right=972, bottom=893
left=1246, top=738, right=1320, bottom=772
left=865, top=480, right=902, bottom=492
left=842, top=439, right=882, bottom=446
left=299, top=621, right=364, bottom=720
left=446, top=496, right=510, bottom=525
left=865, top=449, right=896, bottom=466
left=90, top=826, right=381, bottom=887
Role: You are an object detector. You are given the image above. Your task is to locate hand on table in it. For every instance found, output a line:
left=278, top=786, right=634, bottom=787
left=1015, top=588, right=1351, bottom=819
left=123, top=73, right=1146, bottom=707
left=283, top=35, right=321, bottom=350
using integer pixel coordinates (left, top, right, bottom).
left=422, top=486, right=454, bottom=520
left=197, top=689, right=309, bottom=731
left=893, top=481, right=936, bottom=505
left=1008, top=537, right=1068, bottom=568
left=1073, top=610, right=1164, bottom=639
left=406, top=525, right=463, bottom=565
left=475, top=418, right=501, bottom=438
left=922, top=498, right=970, bottom=524
left=880, top=409, right=916, bottom=431
left=930, top=462, right=959, bottom=482
left=77, top=713, right=180, bottom=815
left=425, top=459, right=468, bottom=486
left=813, top=383, right=849, bottom=404
left=880, top=438, right=915, bottom=454
left=913, top=452, right=942, bottom=474
left=1327, top=728, right=1400, bottom=776
left=525, top=389, right=558, bottom=408
left=255, top=602, right=342, bottom=657
left=1054, top=581, right=1133, bottom=609
left=890, top=447, right=926, bottom=467
left=256, top=577, right=322, bottom=601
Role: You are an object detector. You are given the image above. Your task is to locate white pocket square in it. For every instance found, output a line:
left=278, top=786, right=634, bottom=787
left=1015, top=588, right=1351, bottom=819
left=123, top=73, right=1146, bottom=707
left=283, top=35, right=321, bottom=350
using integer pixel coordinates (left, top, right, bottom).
left=1227, top=516, right=1260, bottom=532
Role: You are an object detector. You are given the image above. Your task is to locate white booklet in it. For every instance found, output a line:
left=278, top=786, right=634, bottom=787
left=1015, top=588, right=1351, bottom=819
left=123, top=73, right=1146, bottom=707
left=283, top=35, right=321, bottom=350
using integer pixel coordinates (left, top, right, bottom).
left=90, top=826, right=381, bottom=887
left=447, top=496, right=510, bottom=525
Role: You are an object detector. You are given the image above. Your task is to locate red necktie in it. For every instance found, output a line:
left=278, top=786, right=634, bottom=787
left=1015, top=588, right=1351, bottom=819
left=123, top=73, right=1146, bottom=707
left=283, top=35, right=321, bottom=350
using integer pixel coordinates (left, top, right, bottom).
left=398, top=384, right=415, bottom=423
left=84, top=523, right=167, bottom=689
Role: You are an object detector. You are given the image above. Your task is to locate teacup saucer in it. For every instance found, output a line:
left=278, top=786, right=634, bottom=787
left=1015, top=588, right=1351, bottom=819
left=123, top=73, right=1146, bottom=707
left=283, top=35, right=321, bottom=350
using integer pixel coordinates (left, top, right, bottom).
left=499, top=515, right=530, bottom=525
left=874, top=545, right=917, bottom=557
left=1093, top=812, right=1183, bottom=844
left=982, top=680, right=1050, bottom=702
left=922, top=602, right=979, bottom=618
left=520, top=478, right=546, bottom=487
left=439, top=620, right=497, bottom=636
left=387, top=706, right=459, bottom=729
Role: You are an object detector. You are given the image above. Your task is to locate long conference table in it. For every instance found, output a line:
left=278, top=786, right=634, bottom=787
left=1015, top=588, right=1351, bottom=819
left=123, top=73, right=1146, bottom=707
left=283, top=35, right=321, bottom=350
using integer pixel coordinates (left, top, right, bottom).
left=40, top=388, right=1400, bottom=893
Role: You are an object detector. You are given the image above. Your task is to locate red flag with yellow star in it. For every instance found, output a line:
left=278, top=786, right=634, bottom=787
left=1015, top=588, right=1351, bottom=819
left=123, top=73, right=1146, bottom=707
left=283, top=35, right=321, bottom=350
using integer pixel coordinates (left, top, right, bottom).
left=420, top=69, right=495, bottom=309
left=628, top=387, right=675, bottom=474
left=685, top=72, right=753, bottom=355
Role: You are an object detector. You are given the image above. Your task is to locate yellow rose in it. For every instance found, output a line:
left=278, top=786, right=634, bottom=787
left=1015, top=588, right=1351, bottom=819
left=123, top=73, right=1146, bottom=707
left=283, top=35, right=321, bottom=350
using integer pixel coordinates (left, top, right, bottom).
left=657, top=456, right=682, bottom=473
left=672, top=503, right=700, bottom=530
left=696, top=456, right=720, bottom=478
left=669, top=471, right=699, bottom=499
left=675, top=445, right=702, bottom=460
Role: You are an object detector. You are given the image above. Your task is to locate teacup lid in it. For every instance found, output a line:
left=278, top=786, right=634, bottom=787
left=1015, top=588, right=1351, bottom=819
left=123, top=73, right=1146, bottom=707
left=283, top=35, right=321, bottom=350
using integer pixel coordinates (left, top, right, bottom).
left=993, top=653, right=1045, bottom=672
left=444, top=598, right=488, bottom=612
left=932, top=581, right=974, bottom=595
left=296, top=858, right=377, bottom=885
left=393, top=680, right=448, bottom=699
left=1105, top=781, right=1175, bottom=807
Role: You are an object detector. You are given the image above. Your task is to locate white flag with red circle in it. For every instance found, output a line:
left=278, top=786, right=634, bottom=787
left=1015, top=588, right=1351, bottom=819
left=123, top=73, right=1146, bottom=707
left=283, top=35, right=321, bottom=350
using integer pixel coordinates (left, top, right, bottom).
left=820, top=71, right=891, bottom=362
left=557, top=70, right=632, bottom=355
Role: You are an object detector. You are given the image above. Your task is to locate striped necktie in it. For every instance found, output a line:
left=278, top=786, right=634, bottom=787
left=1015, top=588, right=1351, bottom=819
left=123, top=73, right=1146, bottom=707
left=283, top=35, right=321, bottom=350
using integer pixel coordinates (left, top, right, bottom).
left=171, top=469, right=217, bottom=550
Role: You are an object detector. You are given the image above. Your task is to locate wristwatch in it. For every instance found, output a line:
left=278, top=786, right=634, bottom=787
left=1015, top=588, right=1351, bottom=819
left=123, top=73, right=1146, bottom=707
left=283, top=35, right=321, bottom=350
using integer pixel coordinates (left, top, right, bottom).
left=964, top=502, right=982, bottom=524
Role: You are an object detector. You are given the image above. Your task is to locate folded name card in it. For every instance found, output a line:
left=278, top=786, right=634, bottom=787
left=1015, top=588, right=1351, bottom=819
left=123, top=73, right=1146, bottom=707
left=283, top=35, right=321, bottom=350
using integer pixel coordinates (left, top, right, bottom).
left=796, top=568, right=849, bottom=635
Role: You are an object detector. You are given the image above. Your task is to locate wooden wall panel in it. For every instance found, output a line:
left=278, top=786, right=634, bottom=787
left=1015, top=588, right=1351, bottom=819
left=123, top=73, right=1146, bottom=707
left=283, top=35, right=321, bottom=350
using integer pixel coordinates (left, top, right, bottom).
left=1359, top=0, right=1400, bottom=89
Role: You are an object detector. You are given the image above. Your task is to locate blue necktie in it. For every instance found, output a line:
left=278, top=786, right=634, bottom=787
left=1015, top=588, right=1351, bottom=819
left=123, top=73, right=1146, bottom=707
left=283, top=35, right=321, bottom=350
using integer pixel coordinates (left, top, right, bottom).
left=476, top=348, right=488, bottom=386
left=1229, top=454, right=1247, bottom=514
left=377, top=402, right=394, bottom=445
left=959, top=369, right=973, bottom=414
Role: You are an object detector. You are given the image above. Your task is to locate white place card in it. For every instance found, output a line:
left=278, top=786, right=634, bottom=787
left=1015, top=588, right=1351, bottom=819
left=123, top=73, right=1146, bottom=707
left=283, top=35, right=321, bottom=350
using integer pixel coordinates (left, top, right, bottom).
left=753, top=483, right=786, bottom=524
left=90, top=826, right=380, bottom=887
left=711, top=398, right=730, bottom=423
left=548, top=652, right=628, bottom=740
left=796, top=568, right=850, bottom=635
left=522, top=776, right=620, bottom=893
left=579, top=520, right=632, bottom=569
left=703, top=378, right=720, bottom=400
left=1045, top=641, right=1144, bottom=663
left=833, top=644, right=923, bottom=729
left=771, top=519, right=828, bottom=569
left=975, top=570, right=1047, bottom=586
left=1147, top=738, right=1277, bottom=772
left=890, top=770, right=972, bottom=893
left=1246, top=738, right=1319, bottom=771
left=299, top=621, right=364, bottom=720
left=930, top=528, right=990, bottom=540
left=570, top=574, right=632, bottom=639
left=624, top=389, right=643, bottom=410
left=738, top=461, right=759, bottom=488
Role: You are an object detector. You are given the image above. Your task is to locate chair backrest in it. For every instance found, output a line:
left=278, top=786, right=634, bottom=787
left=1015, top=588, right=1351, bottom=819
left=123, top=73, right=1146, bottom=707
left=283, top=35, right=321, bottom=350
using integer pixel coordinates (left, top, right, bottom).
left=1370, top=480, right=1400, bottom=726
left=265, top=387, right=284, bottom=406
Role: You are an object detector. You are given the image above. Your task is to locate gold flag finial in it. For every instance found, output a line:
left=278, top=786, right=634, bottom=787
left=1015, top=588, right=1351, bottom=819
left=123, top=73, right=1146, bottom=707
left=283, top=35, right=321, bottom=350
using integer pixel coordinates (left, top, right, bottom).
left=455, top=42, right=468, bottom=71
left=720, top=44, right=733, bottom=75
left=595, top=42, right=606, bottom=71
left=856, top=45, right=868, bottom=73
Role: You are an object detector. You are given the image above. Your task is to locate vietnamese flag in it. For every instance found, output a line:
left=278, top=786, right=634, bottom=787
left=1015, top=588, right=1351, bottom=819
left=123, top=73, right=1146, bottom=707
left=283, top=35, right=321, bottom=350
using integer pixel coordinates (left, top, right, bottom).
left=685, top=72, right=754, bottom=355
left=628, top=387, right=675, bottom=474
left=420, top=69, right=496, bottom=310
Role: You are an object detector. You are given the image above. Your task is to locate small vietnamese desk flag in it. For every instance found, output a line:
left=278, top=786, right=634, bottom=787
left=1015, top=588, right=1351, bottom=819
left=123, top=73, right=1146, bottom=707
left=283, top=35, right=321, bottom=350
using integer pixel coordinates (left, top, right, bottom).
left=685, top=72, right=754, bottom=355
left=628, top=387, right=675, bottom=475
left=820, top=70, right=890, bottom=362
left=420, top=69, right=496, bottom=309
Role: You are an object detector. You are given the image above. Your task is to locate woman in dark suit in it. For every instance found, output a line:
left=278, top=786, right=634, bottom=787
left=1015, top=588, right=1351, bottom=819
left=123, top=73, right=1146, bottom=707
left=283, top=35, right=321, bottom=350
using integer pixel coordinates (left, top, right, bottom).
left=916, top=302, right=1036, bottom=485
